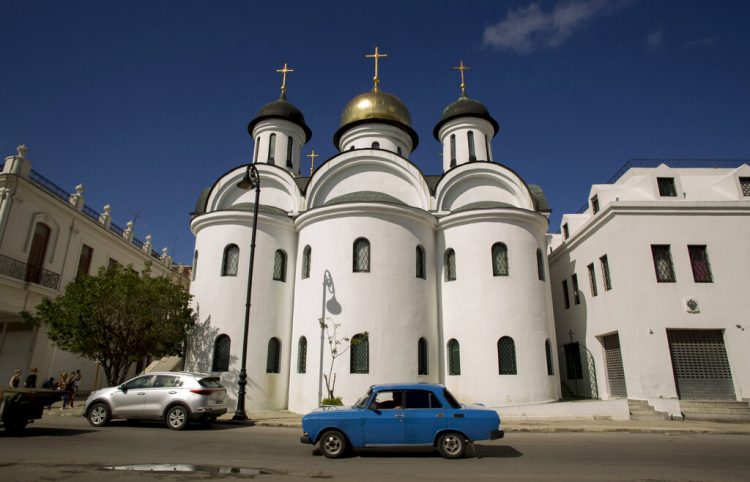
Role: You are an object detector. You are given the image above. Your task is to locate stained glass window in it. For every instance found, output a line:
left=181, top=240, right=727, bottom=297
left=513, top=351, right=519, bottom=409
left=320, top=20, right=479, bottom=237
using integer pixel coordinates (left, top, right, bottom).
left=447, top=339, right=460, bottom=375
left=221, top=244, right=239, bottom=276
left=688, top=245, right=713, bottom=283
left=297, top=336, right=307, bottom=374
left=350, top=334, right=369, bottom=373
left=444, top=249, right=456, bottom=281
left=651, top=245, right=675, bottom=282
left=353, top=238, right=370, bottom=272
left=302, top=245, right=311, bottom=279
left=492, top=243, right=509, bottom=276
left=266, top=337, right=281, bottom=373
left=273, top=249, right=286, bottom=281
left=498, top=337, right=517, bottom=375
left=212, top=335, right=230, bottom=372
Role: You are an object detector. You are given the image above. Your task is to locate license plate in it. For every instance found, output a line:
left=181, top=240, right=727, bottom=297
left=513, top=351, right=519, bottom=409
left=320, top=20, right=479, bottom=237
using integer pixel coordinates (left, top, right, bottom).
left=208, top=399, right=216, bottom=406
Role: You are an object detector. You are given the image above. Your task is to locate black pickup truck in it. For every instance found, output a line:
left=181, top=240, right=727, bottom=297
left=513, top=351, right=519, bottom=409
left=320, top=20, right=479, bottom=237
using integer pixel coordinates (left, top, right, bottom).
left=1, top=388, right=63, bottom=434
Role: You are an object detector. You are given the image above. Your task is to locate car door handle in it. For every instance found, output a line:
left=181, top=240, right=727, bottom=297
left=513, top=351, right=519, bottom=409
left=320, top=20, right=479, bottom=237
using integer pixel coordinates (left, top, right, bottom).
left=137, top=392, right=146, bottom=396
left=394, top=414, right=404, bottom=419
left=168, top=391, right=177, bottom=394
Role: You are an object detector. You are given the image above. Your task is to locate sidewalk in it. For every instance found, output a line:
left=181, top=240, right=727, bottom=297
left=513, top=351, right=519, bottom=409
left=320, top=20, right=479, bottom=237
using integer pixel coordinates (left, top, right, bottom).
left=43, top=402, right=750, bottom=434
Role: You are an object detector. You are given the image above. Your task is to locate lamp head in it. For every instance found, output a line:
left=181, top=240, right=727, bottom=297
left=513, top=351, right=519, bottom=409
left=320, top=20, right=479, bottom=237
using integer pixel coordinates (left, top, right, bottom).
left=237, top=165, right=259, bottom=190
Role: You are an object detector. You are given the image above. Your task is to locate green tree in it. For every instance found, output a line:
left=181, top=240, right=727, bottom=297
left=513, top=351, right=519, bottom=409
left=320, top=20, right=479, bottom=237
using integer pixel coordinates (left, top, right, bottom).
left=23, top=263, right=195, bottom=386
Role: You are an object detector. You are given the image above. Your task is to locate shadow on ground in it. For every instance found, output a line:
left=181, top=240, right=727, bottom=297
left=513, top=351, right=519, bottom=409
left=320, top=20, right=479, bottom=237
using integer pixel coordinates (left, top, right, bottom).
left=311, top=444, right=523, bottom=459
left=0, top=427, right=97, bottom=438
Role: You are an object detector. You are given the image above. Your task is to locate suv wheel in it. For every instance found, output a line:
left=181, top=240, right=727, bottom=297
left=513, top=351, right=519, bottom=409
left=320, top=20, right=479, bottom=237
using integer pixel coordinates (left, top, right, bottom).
left=437, top=432, right=466, bottom=459
left=319, top=430, right=349, bottom=458
left=87, top=402, right=111, bottom=427
left=165, top=405, right=189, bottom=430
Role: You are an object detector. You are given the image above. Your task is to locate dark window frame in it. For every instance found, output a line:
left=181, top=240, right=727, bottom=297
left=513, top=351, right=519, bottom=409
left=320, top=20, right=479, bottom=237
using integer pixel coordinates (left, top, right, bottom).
left=688, top=245, right=713, bottom=283
left=266, top=337, right=281, bottom=374
left=353, top=238, right=371, bottom=273
left=587, top=262, right=598, bottom=297
left=444, top=248, right=456, bottom=281
left=447, top=339, right=461, bottom=375
left=221, top=244, right=239, bottom=277
left=212, top=334, right=231, bottom=372
left=657, top=177, right=677, bottom=197
left=491, top=242, right=509, bottom=277
left=651, top=244, right=676, bottom=282
left=497, top=336, right=517, bottom=375
left=273, top=249, right=287, bottom=282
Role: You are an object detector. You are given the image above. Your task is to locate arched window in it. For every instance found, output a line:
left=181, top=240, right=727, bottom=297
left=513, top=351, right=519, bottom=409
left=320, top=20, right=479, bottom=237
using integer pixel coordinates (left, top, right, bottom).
left=297, top=336, right=307, bottom=374
left=371, top=141, right=380, bottom=149
left=301, top=245, right=311, bottom=279
left=397, top=146, right=402, bottom=156
left=492, top=243, right=509, bottom=277
left=353, top=238, right=370, bottom=272
left=447, top=339, right=461, bottom=375
left=192, top=250, right=198, bottom=281
left=25, top=222, right=51, bottom=284
left=417, top=337, right=428, bottom=375
left=221, top=244, right=239, bottom=276
left=444, top=248, right=456, bottom=281
left=212, top=335, right=230, bottom=372
left=350, top=333, right=369, bottom=373
left=266, top=337, right=281, bottom=373
left=254, top=137, right=260, bottom=162
left=416, top=245, right=426, bottom=279
left=537, top=248, right=545, bottom=281
left=286, top=136, right=293, bottom=169
left=273, top=249, right=287, bottom=282
left=485, top=136, right=490, bottom=161
left=267, top=133, right=276, bottom=163
left=498, top=336, right=517, bottom=375
left=468, top=131, right=476, bottom=161
left=450, top=134, right=456, bottom=167
left=545, top=338, right=554, bottom=375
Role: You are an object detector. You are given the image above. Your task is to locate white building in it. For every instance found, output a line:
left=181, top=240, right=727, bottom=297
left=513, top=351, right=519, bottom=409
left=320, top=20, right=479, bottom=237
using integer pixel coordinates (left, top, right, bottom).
left=186, top=63, right=561, bottom=412
left=549, top=161, right=750, bottom=416
left=0, top=145, right=189, bottom=390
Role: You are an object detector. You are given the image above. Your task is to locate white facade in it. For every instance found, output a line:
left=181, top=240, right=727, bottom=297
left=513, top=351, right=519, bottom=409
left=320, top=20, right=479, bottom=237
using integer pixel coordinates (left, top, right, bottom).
left=0, top=145, right=189, bottom=391
left=549, top=162, right=750, bottom=415
left=186, top=84, right=560, bottom=412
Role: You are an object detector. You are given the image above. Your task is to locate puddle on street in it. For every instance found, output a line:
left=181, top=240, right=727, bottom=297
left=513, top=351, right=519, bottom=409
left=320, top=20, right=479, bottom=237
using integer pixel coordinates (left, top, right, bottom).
left=102, top=464, right=280, bottom=476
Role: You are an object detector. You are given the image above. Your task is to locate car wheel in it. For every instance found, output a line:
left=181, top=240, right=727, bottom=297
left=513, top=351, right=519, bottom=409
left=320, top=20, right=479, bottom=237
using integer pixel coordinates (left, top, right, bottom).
left=165, top=405, right=190, bottom=430
left=437, top=432, right=466, bottom=459
left=319, top=430, right=349, bottom=458
left=87, top=402, right=111, bottom=427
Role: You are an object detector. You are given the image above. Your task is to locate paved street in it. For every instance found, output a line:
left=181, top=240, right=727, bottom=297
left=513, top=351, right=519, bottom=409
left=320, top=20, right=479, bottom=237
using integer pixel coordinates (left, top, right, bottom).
left=1, top=416, right=749, bottom=481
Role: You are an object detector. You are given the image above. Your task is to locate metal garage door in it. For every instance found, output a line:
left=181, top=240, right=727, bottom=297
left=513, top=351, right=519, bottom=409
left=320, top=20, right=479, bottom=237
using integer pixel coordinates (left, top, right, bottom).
left=603, top=333, right=627, bottom=398
left=667, top=329, right=735, bottom=400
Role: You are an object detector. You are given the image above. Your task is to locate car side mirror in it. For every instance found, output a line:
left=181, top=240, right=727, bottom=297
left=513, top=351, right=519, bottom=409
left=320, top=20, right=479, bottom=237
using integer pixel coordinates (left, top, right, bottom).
left=119, top=385, right=127, bottom=393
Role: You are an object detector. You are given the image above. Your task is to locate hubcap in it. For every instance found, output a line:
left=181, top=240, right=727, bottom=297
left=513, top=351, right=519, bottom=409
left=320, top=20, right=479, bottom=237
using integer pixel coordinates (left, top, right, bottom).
left=442, top=435, right=460, bottom=454
left=169, top=409, right=186, bottom=427
left=324, top=435, right=342, bottom=455
left=91, top=407, right=106, bottom=424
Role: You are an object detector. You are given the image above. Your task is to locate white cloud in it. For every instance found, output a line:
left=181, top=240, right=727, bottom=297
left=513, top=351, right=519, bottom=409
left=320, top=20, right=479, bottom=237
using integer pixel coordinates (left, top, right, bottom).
left=645, top=30, right=664, bottom=50
left=482, top=0, right=634, bottom=54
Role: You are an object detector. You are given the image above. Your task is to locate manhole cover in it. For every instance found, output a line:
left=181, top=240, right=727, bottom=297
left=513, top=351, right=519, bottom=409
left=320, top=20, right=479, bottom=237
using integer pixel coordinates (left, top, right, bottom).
left=103, top=464, right=277, bottom=475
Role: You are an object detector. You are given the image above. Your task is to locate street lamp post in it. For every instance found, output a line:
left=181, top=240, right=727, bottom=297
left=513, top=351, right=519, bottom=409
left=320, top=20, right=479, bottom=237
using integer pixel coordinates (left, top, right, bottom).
left=233, top=164, right=260, bottom=422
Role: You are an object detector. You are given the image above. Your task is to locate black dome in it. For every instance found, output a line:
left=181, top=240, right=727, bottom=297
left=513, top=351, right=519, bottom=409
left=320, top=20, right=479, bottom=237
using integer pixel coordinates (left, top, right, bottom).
left=433, top=96, right=499, bottom=140
left=247, top=94, right=312, bottom=142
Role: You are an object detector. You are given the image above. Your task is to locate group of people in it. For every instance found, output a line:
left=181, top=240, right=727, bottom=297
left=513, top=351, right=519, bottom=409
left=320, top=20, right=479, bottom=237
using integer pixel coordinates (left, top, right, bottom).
left=8, top=368, right=82, bottom=409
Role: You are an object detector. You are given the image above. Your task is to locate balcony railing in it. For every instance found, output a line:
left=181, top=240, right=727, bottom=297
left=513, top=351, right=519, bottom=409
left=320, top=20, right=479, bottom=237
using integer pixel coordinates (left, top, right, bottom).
left=0, top=253, right=61, bottom=291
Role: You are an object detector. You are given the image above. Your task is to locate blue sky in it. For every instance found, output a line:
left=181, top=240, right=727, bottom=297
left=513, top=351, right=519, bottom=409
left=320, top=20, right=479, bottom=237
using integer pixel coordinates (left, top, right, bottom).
left=2, top=1, right=749, bottom=264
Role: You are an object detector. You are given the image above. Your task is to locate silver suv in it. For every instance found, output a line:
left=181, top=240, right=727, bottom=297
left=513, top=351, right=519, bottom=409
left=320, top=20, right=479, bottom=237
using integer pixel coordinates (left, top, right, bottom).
left=84, top=372, right=227, bottom=430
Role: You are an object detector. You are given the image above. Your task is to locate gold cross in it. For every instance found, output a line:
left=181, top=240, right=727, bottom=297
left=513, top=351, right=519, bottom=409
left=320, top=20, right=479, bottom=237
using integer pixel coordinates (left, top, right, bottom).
left=452, top=60, right=471, bottom=97
left=306, top=150, right=319, bottom=175
left=365, top=47, right=388, bottom=92
left=276, top=62, right=295, bottom=95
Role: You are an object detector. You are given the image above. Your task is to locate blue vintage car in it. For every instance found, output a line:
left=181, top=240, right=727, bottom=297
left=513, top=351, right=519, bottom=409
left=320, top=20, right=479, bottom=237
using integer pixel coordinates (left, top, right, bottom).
left=301, top=383, right=503, bottom=458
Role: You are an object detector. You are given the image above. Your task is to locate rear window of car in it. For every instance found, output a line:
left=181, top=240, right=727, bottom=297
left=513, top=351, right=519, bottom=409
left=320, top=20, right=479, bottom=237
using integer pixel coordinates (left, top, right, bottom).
left=405, top=390, right=442, bottom=409
left=198, top=377, right=223, bottom=388
left=443, top=388, right=462, bottom=409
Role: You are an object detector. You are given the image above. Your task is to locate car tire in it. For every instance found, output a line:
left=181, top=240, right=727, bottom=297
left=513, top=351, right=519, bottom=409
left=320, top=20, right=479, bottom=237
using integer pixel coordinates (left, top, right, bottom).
left=87, top=402, right=111, bottom=427
left=437, top=432, right=466, bottom=459
left=319, top=430, right=349, bottom=459
left=165, top=405, right=190, bottom=430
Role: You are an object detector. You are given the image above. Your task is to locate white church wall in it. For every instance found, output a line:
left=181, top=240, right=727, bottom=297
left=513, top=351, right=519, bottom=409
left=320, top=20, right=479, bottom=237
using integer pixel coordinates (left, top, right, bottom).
left=337, top=123, right=413, bottom=157
left=206, top=165, right=302, bottom=215
left=437, top=117, right=494, bottom=170
left=251, top=119, right=306, bottom=174
left=287, top=204, right=438, bottom=412
left=435, top=163, right=534, bottom=212
left=438, top=209, right=559, bottom=406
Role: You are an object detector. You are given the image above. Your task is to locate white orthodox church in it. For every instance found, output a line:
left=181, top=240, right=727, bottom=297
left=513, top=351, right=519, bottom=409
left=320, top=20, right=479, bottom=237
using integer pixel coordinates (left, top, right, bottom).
left=186, top=54, right=560, bottom=412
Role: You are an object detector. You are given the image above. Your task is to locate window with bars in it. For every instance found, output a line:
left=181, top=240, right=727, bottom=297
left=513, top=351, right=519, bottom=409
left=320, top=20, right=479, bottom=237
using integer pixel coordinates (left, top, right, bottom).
left=212, top=335, right=230, bottom=372
left=450, top=134, right=456, bottom=167
left=562, top=279, right=570, bottom=309
left=353, top=238, right=370, bottom=272
left=268, top=133, right=276, bottom=163
left=600, top=254, right=612, bottom=291
left=537, top=249, right=545, bottom=281
left=740, top=177, right=750, bottom=196
left=571, top=274, right=580, bottom=304
left=417, top=337, right=428, bottom=375
left=447, top=339, right=460, bottom=375
left=416, top=245, right=426, bottom=279
left=286, top=136, right=293, bottom=169
left=688, top=245, right=713, bottom=283
left=545, top=339, right=554, bottom=375
left=468, top=131, right=476, bottom=161
left=651, top=245, right=676, bottom=282
left=221, top=244, right=239, bottom=276
left=444, top=248, right=456, bottom=281
left=297, top=336, right=307, bottom=373
left=192, top=250, right=198, bottom=281
left=563, top=223, right=570, bottom=240
left=587, top=263, right=598, bottom=297
left=350, top=333, right=369, bottom=373
left=266, top=337, right=281, bottom=373
left=497, top=337, right=517, bottom=375
left=301, top=245, right=311, bottom=279
left=591, top=195, right=600, bottom=214
left=657, top=177, right=677, bottom=197
left=77, top=244, right=93, bottom=278
left=273, top=249, right=287, bottom=281
left=492, top=243, right=509, bottom=276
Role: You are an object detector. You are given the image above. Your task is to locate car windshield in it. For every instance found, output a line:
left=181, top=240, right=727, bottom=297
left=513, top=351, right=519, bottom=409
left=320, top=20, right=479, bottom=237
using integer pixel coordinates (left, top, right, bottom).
left=353, top=389, right=372, bottom=408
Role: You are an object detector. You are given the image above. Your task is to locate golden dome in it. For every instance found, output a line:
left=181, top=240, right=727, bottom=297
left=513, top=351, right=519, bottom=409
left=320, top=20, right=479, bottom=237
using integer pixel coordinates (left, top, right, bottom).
left=340, top=90, right=412, bottom=128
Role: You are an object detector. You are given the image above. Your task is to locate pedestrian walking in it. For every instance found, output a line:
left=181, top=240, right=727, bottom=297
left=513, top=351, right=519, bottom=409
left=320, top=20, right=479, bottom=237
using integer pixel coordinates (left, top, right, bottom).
left=57, top=372, right=69, bottom=409
left=24, top=368, right=38, bottom=388
left=9, top=369, right=22, bottom=388
left=64, top=373, right=76, bottom=408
